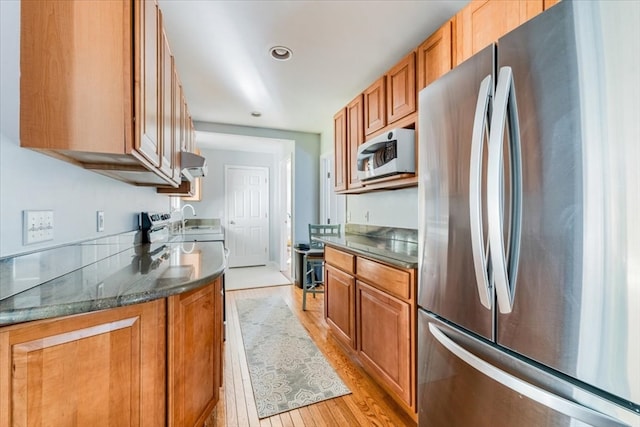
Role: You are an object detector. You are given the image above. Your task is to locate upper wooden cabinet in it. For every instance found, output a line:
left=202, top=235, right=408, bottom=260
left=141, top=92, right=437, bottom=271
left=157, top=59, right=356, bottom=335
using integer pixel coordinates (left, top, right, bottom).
left=346, top=95, right=365, bottom=190
left=544, top=0, right=561, bottom=10
left=455, top=0, right=544, bottom=64
left=159, top=15, right=176, bottom=181
left=333, top=109, right=348, bottom=192
left=386, top=52, right=416, bottom=124
left=417, top=19, right=456, bottom=91
left=20, top=0, right=193, bottom=189
left=363, top=77, right=387, bottom=136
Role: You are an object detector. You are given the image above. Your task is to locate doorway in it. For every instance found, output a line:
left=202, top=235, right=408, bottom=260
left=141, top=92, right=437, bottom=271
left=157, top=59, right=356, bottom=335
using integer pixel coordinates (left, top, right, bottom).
left=224, top=165, right=269, bottom=267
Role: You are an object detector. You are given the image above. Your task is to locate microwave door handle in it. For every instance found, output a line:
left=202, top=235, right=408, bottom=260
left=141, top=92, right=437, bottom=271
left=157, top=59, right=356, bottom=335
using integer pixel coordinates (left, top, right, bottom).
left=488, top=66, right=523, bottom=314
left=469, top=74, right=493, bottom=310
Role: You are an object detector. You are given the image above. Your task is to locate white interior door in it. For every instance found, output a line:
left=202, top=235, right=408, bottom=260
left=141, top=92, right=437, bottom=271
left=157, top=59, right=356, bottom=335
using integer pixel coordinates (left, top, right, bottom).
left=225, top=165, right=269, bottom=267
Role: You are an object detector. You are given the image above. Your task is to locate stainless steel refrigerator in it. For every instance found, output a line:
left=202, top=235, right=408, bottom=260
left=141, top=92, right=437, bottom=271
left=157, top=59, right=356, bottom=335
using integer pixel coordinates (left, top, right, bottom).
left=417, top=1, right=639, bottom=426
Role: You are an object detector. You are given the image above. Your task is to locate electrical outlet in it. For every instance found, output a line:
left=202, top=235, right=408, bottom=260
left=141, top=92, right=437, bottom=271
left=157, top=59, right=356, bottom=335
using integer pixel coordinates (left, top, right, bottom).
left=97, top=211, right=105, bottom=232
left=23, top=210, right=54, bottom=244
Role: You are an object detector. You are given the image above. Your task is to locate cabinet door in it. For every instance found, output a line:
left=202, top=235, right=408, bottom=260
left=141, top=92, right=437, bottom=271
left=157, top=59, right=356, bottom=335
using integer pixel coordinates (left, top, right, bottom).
left=347, top=95, right=364, bottom=190
left=159, top=18, right=176, bottom=182
left=20, top=0, right=132, bottom=154
left=363, top=77, right=386, bottom=136
left=173, top=70, right=183, bottom=180
left=333, top=108, right=348, bottom=192
left=544, top=0, right=560, bottom=9
left=135, top=0, right=162, bottom=167
left=0, top=300, right=166, bottom=427
left=456, top=0, right=543, bottom=64
left=325, top=264, right=356, bottom=349
left=386, top=52, right=416, bottom=124
left=357, top=281, right=412, bottom=406
left=417, top=19, right=455, bottom=91
left=168, top=279, right=222, bottom=427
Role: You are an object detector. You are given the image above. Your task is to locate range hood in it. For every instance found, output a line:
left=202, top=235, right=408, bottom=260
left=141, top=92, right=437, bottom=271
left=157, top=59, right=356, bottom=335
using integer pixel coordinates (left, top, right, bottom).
left=180, top=151, right=208, bottom=181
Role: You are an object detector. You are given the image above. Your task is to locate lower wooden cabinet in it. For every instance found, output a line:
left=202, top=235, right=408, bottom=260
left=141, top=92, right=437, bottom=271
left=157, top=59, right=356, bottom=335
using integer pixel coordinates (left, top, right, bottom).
left=324, top=246, right=417, bottom=417
left=357, top=280, right=412, bottom=406
left=325, top=264, right=357, bottom=349
left=0, top=278, right=224, bottom=427
left=0, top=299, right=167, bottom=427
left=168, top=277, right=223, bottom=427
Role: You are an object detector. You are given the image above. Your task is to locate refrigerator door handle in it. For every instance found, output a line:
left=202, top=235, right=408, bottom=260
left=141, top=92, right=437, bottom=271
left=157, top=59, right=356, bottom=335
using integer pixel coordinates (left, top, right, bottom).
left=428, top=323, right=629, bottom=427
left=469, top=74, right=493, bottom=310
left=487, top=66, right=523, bottom=314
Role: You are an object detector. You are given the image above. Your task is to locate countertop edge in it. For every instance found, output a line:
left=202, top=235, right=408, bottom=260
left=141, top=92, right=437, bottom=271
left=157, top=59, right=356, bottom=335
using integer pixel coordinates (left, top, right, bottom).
left=315, top=237, right=418, bottom=269
left=0, top=267, right=225, bottom=327
left=0, top=245, right=227, bottom=327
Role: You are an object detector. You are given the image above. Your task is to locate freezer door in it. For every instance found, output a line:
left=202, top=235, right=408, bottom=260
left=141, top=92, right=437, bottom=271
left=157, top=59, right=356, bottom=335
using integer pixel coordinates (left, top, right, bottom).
left=495, top=0, right=640, bottom=407
left=418, top=310, right=638, bottom=427
left=417, top=45, right=494, bottom=340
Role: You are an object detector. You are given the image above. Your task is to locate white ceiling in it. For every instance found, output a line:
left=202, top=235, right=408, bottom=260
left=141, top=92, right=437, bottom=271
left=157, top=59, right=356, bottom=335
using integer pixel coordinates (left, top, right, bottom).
left=158, top=0, right=469, bottom=136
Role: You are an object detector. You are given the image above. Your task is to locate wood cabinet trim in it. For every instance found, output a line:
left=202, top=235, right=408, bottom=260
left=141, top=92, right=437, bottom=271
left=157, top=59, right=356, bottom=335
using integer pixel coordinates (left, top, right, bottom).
left=325, top=246, right=356, bottom=274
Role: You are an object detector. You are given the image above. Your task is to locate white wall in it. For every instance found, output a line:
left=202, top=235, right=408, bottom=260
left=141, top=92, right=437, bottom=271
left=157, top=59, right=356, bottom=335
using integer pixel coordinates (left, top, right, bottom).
left=319, top=120, right=418, bottom=230
left=0, top=0, right=170, bottom=257
left=346, top=187, right=418, bottom=229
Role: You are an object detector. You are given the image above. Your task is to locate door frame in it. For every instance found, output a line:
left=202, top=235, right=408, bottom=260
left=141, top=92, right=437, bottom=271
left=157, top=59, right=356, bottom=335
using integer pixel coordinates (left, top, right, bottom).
left=279, top=155, right=292, bottom=274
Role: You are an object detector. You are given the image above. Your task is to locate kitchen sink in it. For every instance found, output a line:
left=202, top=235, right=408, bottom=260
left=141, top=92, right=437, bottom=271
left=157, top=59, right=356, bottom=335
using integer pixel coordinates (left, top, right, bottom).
left=182, top=226, right=222, bottom=234
left=171, top=218, right=224, bottom=242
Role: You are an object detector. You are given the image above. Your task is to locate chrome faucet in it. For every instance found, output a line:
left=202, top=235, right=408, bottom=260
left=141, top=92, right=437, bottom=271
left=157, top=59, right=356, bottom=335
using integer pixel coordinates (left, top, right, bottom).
left=181, top=204, right=196, bottom=230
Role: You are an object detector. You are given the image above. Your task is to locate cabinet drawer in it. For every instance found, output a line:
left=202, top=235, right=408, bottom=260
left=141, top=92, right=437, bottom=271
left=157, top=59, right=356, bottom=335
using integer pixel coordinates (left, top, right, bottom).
left=325, top=246, right=355, bottom=274
left=357, top=257, right=411, bottom=300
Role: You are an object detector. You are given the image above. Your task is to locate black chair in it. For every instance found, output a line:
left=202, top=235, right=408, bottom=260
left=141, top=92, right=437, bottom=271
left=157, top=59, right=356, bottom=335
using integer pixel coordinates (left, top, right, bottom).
left=302, top=224, right=341, bottom=310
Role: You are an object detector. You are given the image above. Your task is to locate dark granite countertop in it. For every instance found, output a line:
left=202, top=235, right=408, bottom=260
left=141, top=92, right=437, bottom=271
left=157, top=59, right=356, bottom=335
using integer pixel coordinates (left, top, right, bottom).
left=313, top=225, right=418, bottom=269
left=0, top=237, right=227, bottom=326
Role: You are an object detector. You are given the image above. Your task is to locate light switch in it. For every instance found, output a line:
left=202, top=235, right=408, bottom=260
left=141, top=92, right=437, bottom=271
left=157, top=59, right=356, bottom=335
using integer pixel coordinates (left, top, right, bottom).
left=23, top=210, right=54, bottom=244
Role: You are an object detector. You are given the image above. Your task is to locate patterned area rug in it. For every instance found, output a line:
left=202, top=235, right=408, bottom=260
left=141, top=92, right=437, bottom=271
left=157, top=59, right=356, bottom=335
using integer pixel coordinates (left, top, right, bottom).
left=236, top=296, right=351, bottom=418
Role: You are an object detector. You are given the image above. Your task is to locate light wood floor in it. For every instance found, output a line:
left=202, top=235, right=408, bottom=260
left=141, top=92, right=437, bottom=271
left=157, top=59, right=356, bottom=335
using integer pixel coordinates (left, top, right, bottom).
left=211, top=284, right=417, bottom=427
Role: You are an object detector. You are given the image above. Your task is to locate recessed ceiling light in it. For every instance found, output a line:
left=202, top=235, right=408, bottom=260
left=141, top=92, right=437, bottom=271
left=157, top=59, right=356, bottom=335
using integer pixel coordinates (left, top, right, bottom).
left=269, top=46, right=292, bottom=61
left=251, top=111, right=262, bottom=117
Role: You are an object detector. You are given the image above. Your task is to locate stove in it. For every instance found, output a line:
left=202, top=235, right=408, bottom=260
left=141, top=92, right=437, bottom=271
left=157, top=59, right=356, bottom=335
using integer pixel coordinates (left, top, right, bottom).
left=140, top=212, right=173, bottom=243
